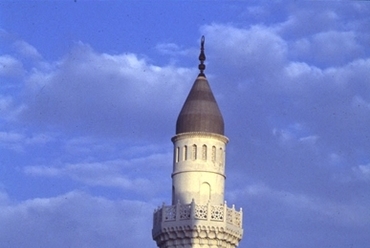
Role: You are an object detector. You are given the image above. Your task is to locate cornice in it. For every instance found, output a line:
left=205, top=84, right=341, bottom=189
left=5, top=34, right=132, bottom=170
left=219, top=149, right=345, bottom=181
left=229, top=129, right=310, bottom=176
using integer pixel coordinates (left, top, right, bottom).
left=172, top=132, right=229, bottom=144
left=153, top=224, right=242, bottom=247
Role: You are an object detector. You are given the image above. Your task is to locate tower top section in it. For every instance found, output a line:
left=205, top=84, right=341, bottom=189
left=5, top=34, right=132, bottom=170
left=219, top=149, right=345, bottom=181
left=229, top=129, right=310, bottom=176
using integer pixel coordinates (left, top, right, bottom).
left=175, top=36, right=225, bottom=135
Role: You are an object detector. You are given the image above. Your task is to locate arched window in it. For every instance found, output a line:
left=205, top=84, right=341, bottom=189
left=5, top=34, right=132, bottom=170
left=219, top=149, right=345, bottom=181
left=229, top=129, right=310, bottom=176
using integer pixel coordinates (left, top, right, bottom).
left=202, top=145, right=207, bottom=160
left=192, top=144, right=197, bottom=160
left=219, top=147, right=223, bottom=166
left=183, top=145, right=188, bottom=161
left=211, top=146, right=216, bottom=162
left=175, top=147, right=180, bottom=163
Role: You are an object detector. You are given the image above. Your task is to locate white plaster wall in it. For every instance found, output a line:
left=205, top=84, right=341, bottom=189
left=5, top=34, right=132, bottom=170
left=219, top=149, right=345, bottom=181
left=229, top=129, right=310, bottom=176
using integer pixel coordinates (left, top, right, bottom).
left=171, top=133, right=228, bottom=205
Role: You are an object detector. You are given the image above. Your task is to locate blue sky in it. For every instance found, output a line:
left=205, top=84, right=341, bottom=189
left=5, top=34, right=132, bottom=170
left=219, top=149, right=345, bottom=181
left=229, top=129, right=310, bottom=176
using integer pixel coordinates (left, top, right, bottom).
left=1, top=1, right=370, bottom=247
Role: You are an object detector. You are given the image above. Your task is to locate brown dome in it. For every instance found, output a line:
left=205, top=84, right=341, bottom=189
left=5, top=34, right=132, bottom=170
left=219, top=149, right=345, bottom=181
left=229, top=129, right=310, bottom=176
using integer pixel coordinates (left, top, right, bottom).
left=176, top=75, right=224, bottom=135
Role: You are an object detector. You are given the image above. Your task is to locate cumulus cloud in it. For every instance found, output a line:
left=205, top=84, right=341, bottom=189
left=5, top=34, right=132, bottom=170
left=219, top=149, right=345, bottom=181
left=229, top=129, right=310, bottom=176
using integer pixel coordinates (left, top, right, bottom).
left=13, top=40, right=42, bottom=60
left=1, top=3, right=370, bottom=248
left=227, top=182, right=370, bottom=248
left=23, top=152, right=171, bottom=197
left=0, top=95, right=25, bottom=122
left=0, top=191, right=155, bottom=248
left=201, top=23, right=287, bottom=83
left=352, top=163, right=370, bottom=181
left=192, top=23, right=370, bottom=230
left=0, top=131, right=24, bottom=152
left=155, top=42, right=196, bottom=57
left=19, top=42, right=193, bottom=142
left=0, top=55, right=24, bottom=77
left=256, top=183, right=370, bottom=226
left=0, top=131, right=54, bottom=152
left=291, top=31, right=362, bottom=67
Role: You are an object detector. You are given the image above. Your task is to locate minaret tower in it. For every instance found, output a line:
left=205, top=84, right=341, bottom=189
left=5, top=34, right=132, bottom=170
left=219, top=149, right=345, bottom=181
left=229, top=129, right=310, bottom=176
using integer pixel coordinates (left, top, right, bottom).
left=152, top=36, right=243, bottom=248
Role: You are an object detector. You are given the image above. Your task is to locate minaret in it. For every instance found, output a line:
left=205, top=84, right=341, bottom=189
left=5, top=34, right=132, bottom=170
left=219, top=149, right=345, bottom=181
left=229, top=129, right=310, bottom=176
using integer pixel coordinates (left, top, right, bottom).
left=152, top=36, right=243, bottom=248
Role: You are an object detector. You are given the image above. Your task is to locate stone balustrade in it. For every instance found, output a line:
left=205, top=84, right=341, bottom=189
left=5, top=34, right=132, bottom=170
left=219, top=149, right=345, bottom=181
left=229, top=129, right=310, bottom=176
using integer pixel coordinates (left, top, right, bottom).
left=153, top=200, right=242, bottom=233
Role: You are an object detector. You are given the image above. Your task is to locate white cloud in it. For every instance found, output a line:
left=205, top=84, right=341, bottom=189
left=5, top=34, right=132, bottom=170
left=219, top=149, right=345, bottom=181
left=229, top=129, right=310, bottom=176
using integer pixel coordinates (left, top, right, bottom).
left=0, top=131, right=23, bottom=143
left=19, top=42, right=192, bottom=141
left=352, top=95, right=370, bottom=110
left=0, top=93, right=29, bottom=123
left=309, top=31, right=361, bottom=66
left=0, top=55, right=24, bottom=77
left=0, top=130, right=54, bottom=152
left=14, top=40, right=42, bottom=59
left=0, top=131, right=25, bottom=152
left=272, top=123, right=318, bottom=146
left=299, top=135, right=319, bottom=144
left=155, top=43, right=195, bottom=57
left=357, top=164, right=370, bottom=177
left=232, top=183, right=370, bottom=227
left=0, top=190, right=9, bottom=206
left=352, top=163, right=370, bottom=181
left=201, top=23, right=287, bottom=77
left=0, top=5, right=369, bottom=247
left=277, top=8, right=339, bottom=37
left=0, top=95, right=12, bottom=113
left=23, top=153, right=171, bottom=196
left=62, top=136, right=116, bottom=156
left=284, top=61, right=322, bottom=79
left=0, top=191, right=156, bottom=248
left=24, top=165, right=61, bottom=177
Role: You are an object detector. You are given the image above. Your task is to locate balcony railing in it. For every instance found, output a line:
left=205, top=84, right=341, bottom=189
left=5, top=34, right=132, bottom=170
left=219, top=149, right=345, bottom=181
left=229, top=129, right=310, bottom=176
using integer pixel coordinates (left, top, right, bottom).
left=153, top=200, right=242, bottom=229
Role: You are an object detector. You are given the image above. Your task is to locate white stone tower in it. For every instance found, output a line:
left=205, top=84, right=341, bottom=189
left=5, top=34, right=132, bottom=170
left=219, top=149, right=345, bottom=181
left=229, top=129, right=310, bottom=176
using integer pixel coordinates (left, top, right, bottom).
left=152, top=36, right=243, bottom=248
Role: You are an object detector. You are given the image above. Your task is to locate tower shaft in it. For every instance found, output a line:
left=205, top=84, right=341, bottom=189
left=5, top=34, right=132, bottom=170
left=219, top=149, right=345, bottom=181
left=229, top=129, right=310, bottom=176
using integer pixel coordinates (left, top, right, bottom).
left=171, top=132, right=228, bottom=205
left=152, top=37, right=243, bottom=248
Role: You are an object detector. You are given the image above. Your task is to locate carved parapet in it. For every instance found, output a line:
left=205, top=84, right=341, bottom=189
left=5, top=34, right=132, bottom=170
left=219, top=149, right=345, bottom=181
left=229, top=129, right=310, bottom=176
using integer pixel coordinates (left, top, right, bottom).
left=152, top=201, right=243, bottom=248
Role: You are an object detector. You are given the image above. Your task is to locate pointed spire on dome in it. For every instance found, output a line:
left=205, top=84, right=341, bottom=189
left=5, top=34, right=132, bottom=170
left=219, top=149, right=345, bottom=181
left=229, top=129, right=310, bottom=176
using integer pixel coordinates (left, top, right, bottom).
left=175, top=36, right=224, bottom=135
left=198, top=36, right=206, bottom=77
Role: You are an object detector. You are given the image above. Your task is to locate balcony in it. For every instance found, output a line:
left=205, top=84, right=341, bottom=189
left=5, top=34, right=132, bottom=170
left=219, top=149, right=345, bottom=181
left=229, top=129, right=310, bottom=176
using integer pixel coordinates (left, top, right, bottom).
left=152, top=200, right=243, bottom=239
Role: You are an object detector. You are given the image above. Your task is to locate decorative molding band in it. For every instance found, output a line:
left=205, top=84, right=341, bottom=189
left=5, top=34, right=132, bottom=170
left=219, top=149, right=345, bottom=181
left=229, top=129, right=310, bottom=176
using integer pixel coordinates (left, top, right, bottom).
left=171, top=169, right=226, bottom=178
left=153, top=223, right=242, bottom=248
left=172, top=132, right=229, bottom=144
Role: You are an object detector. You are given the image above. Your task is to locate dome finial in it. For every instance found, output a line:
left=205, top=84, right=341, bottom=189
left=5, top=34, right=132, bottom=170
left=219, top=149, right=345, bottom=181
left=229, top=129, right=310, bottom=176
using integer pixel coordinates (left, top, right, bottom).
left=198, top=36, right=206, bottom=77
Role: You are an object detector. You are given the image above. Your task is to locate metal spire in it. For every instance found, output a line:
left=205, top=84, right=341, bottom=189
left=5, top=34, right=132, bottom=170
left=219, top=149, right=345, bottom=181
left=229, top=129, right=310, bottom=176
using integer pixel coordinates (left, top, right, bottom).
left=198, top=36, right=206, bottom=77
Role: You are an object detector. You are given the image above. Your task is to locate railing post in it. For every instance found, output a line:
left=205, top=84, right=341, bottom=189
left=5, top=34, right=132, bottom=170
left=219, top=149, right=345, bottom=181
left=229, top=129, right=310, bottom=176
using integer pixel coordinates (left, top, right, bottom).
left=240, top=207, right=243, bottom=228
left=161, top=202, right=166, bottom=222
left=176, top=200, right=180, bottom=221
left=207, top=201, right=211, bottom=221
left=224, top=201, right=227, bottom=223
left=191, top=199, right=195, bottom=220
left=232, top=204, right=235, bottom=225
